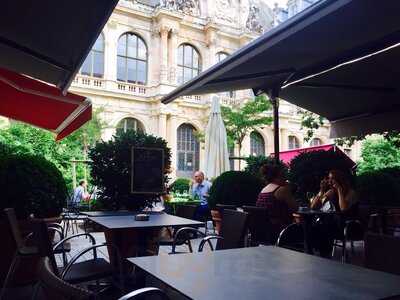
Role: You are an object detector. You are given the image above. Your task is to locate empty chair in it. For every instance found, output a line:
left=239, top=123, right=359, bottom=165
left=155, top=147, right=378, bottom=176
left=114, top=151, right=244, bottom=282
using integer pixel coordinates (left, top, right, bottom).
left=216, top=204, right=237, bottom=214
left=1, top=208, right=40, bottom=299
left=365, top=232, right=400, bottom=276
left=199, top=209, right=249, bottom=251
left=242, top=206, right=273, bottom=246
left=157, top=205, right=198, bottom=254
left=33, top=220, right=125, bottom=295
left=118, top=287, right=170, bottom=300
left=33, top=257, right=94, bottom=300
left=276, top=223, right=304, bottom=252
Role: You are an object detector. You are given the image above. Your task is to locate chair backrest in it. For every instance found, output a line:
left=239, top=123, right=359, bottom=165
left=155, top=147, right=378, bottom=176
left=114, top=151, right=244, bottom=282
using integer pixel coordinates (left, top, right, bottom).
left=175, top=204, right=197, bottom=219
left=216, top=204, right=237, bottom=215
left=33, top=220, right=59, bottom=276
left=118, top=287, right=170, bottom=300
left=34, top=257, right=94, bottom=300
left=3, top=208, right=25, bottom=249
left=365, top=232, right=400, bottom=275
left=242, top=206, right=273, bottom=245
left=217, top=209, right=249, bottom=250
left=276, top=223, right=304, bottom=252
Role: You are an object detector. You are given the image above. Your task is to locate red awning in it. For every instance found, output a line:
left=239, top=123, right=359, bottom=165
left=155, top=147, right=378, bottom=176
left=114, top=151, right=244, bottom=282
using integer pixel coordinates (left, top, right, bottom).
left=0, top=67, right=91, bottom=140
left=273, top=144, right=356, bottom=167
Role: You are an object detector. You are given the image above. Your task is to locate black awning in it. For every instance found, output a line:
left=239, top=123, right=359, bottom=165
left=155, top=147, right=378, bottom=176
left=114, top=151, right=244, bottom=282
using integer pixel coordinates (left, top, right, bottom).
left=161, top=0, right=400, bottom=137
left=0, top=0, right=118, bottom=92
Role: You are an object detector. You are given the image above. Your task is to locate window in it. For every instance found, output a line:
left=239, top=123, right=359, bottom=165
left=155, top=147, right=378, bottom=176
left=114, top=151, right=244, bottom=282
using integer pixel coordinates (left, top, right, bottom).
left=177, top=124, right=200, bottom=178
left=250, top=131, right=265, bottom=156
left=216, top=52, right=235, bottom=98
left=116, top=118, right=144, bottom=135
left=117, top=33, right=147, bottom=84
left=288, top=135, right=300, bottom=150
left=177, top=44, right=201, bottom=84
left=80, top=34, right=104, bottom=77
left=310, top=138, right=322, bottom=147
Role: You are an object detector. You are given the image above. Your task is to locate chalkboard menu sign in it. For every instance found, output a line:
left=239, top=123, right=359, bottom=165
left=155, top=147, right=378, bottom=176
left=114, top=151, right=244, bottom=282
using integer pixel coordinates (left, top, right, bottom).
left=131, top=147, right=165, bottom=194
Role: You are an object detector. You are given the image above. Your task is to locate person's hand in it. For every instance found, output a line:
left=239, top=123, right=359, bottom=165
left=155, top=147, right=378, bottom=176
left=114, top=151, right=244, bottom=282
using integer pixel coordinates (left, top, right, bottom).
left=320, top=178, right=329, bottom=192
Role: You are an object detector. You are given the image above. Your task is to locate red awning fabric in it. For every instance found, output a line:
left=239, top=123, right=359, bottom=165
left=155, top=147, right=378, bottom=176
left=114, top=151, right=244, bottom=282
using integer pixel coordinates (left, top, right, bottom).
left=0, top=67, right=91, bottom=140
left=273, top=144, right=356, bottom=167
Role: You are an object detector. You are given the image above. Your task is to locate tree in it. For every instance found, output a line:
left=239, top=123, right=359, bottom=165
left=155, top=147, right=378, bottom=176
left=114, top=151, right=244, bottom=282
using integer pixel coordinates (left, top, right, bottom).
left=298, top=109, right=400, bottom=148
left=0, top=108, right=105, bottom=190
left=221, top=95, right=272, bottom=168
left=358, top=138, right=400, bottom=174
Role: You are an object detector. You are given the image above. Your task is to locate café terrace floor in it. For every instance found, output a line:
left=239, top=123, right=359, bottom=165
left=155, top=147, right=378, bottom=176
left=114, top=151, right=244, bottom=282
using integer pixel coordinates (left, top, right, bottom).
left=10, top=220, right=365, bottom=300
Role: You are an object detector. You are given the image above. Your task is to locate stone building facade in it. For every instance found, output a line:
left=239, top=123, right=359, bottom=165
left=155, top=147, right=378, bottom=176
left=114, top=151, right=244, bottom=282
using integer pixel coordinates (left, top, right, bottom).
left=69, top=0, right=358, bottom=179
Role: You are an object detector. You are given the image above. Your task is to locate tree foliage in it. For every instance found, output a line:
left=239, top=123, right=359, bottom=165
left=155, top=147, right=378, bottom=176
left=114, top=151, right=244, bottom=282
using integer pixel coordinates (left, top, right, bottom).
left=89, top=130, right=172, bottom=211
left=221, top=95, right=272, bottom=158
left=0, top=109, right=105, bottom=189
left=0, top=153, right=67, bottom=218
left=358, top=138, right=400, bottom=174
left=300, top=110, right=324, bottom=142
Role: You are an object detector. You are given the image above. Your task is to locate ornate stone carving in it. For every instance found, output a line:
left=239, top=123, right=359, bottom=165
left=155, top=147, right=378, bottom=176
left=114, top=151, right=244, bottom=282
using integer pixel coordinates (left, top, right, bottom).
left=246, top=4, right=264, bottom=34
left=159, top=0, right=200, bottom=16
left=215, top=0, right=235, bottom=24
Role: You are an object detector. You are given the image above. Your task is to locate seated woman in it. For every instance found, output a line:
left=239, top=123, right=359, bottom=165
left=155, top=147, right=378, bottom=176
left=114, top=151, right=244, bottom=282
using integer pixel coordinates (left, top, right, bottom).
left=256, top=164, right=298, bottom=242
left=313, top=169, right=358, bottom=257
left=310, top=176, right=337, bottom=211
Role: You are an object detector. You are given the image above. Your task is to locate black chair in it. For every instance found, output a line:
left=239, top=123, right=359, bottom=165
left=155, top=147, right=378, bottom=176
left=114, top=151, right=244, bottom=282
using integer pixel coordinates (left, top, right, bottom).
left=199, top=209, right=248, bottom=252
left=33, top=220, right=125, bottom=296
left=242, top=206, right=273, bottom=246
left=33, top=257, right=94, bottom=300
left=332, top=219, right=364, bottom=263
left=276, top=223, right=304, bottom=252
left=1, top=208, right=41, bottom=300
left=365, top=232, right=400, bottom=276
left=216, top=204, right=237, bottom=214
left=157, top=205, right=198, bottom=254
left=118, top=288, right=170, bottom=300
left=34, top=257, right=168, bottom=300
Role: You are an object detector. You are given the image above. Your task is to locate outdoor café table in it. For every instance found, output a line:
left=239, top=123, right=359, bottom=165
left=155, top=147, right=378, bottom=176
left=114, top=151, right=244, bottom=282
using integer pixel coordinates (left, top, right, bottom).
left=127, top=246, right=400, bottom=300
left=80, top=210, right=136, bottom=217
left=88, top=212, right=203, bottom=259
left=295, top=209, right=339, bottom=254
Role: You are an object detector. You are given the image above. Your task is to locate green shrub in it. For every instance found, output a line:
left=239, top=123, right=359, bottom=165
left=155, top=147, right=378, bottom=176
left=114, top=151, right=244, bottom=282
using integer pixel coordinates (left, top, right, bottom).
left=0, top=154, right=67, bottom=219
left=170, top=178, right=191, bottom=193
left=244, top=155, right=288, bottom=183
left=208, top=171, right=264, bottom=209
left=356, top=168, right=400, bottom=206
left=289, top=150, right=354, bottom=201
left=89, top=131, right=171, bottom=210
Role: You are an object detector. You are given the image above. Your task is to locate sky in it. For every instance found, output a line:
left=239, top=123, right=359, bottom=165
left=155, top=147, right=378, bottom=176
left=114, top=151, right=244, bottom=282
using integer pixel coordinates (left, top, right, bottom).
left=262, top=0, right=288, bottom=8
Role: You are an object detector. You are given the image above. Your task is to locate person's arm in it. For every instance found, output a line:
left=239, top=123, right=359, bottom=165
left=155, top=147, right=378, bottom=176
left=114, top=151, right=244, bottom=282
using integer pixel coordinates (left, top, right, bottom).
left=310, top=192, right=323, bottom=209
left=338, top=188, right=357, bottom=211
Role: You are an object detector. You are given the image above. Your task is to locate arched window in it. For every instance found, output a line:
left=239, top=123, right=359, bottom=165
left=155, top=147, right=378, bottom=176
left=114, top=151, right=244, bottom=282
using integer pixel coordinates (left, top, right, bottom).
left=80, top=33, right=104, bottom=77
left=288, top=135, right=300, bottom=150
left=177, top=44, right=201, bottom=84
left=116, top=117, right=145, bottom=135
left=229, top=146, right=235, bottom=171
left=310, top=138, right=322, bottom=147
left=216, top=52, right=235, bottom=98
left=250, top=131, right=265, bottom=156
left=117, top=33, right=147, bottom=84
left=177, top=124, right=200, bottom=178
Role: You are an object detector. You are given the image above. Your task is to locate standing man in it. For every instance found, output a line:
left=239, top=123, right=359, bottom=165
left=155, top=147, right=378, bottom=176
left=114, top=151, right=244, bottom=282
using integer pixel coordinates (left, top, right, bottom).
left=192, top=171, right=212, bottom=220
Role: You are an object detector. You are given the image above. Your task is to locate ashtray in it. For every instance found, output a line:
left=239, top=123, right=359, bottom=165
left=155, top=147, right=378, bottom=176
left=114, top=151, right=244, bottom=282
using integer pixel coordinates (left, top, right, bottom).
left=135, top=214, right=150, bottom=221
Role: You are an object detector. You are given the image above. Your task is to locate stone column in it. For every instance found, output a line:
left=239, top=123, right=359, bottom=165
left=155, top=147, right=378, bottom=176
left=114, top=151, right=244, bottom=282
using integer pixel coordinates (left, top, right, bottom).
left=159, top=25, right=170, bottom=84
left=205, top=25, right=218, bottom=69
left=168, top=28, right=178, bottom=84
left=169, top=114, right=178, bottom=178
left=158, top=113, right=167, bottom=139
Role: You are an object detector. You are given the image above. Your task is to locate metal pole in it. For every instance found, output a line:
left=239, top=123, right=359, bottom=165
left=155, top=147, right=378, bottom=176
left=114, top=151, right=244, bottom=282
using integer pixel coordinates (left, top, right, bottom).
left=269, top=89, right=280, bottom=163
left=72, top=161, right=77, bottom=189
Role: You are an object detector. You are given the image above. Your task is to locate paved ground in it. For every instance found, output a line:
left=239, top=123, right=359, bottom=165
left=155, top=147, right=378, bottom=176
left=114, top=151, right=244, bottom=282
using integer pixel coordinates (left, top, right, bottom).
left=7, top=219, right=365, bottom=300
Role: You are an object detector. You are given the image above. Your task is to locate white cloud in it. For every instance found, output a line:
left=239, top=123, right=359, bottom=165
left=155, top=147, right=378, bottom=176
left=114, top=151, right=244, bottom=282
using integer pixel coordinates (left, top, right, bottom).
left=262, top=0, right=288, bottom=8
